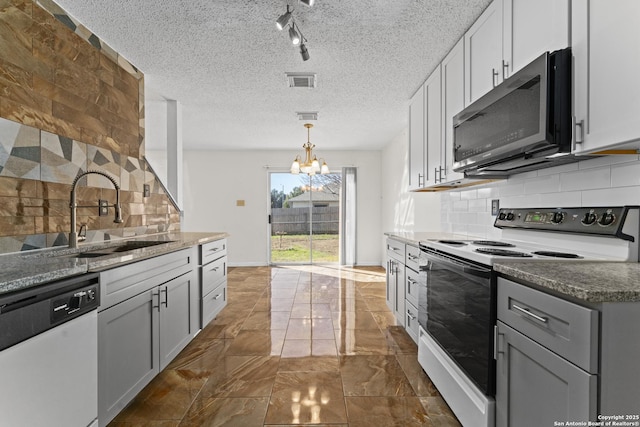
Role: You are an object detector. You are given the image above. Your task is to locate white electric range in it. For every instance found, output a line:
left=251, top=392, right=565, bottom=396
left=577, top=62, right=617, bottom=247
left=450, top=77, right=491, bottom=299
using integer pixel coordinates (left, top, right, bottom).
left=415, top=206, right=639, bottom=427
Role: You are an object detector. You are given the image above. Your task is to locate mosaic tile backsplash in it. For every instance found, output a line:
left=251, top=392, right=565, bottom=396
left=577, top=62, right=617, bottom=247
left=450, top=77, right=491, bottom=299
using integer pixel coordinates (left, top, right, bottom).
left=0, top=0, right=179, bottom=254
left=0, top=117, right=180, bottom=253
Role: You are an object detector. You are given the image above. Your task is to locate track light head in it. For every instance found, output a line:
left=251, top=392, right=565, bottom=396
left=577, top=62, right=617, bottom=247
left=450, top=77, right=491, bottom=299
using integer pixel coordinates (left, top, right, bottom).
left=300, top=43, right=310, bottom=61
left=300, top=0, right=315, bottom=6
left=276, top=8, right=292, bottom=30
left=289, top=25, right=301, bottom=45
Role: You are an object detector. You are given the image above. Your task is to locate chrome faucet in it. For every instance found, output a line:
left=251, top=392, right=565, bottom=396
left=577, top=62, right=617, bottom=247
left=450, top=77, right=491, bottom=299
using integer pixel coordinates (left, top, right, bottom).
left=69, top=170, right=123, bottom=248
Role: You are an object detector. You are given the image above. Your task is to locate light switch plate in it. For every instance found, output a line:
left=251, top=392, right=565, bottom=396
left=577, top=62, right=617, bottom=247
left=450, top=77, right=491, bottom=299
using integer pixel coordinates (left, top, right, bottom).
left=491, top=199, right=500, bottom=216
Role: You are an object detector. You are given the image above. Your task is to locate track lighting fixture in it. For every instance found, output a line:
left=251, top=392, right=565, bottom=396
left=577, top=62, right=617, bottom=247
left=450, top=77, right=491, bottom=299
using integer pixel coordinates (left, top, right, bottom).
left=300, top=43, right=310, bottom=61
left=276, top=5, right=292, bottom=30
left=275, top=3, right=311, bottom=61
left=289, top=23, right=300, bottom=45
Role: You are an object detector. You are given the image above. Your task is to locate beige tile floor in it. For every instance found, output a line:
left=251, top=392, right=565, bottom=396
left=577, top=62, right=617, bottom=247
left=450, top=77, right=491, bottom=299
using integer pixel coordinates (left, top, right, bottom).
left=108, top=266, right=461, bottom=426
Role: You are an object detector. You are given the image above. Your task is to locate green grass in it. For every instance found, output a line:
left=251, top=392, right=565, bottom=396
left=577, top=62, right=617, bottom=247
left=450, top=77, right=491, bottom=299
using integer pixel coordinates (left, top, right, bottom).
left=271, top=234, right=339, bottom=263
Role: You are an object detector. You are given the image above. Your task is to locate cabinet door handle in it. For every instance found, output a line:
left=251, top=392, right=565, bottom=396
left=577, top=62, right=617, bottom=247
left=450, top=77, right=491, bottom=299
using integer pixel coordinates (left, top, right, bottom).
left=492, top=68, right=499, bottom=87
left=575, top=119, right=585, bottom=144
left=502, top=59, right=509, bottom=79
left=407, top=310, right=416, bottom=321
left=152, top=291, right=161, bottom=311
left=512, top=304, right=548, bottom=323
left=494, top=325, right=504, bottom=360
left=418, top=173, right=423, bottom=187
left=439, top=166, right=446, bottom=180
left=434, top=167, right=439, bottom=183
left=161, top=287, right=168, bottom=307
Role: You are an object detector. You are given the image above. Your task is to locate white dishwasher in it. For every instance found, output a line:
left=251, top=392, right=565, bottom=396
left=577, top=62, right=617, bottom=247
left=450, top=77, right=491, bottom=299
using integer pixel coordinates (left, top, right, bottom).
left=0, top=273, right=100, bottom=427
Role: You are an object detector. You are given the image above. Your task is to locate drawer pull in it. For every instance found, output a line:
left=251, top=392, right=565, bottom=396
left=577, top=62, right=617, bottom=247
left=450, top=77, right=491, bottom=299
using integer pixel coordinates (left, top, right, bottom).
left=389, top=246, right=401, bottom=252
left=213, top=293, right=223, bottom=300
left=210, top=266, right=219, bottom=272
left=512, top=304, right=548, bottom=323
left=407, top=254, right=418, bottom=261
left=208, top=247, right=223, bottom=253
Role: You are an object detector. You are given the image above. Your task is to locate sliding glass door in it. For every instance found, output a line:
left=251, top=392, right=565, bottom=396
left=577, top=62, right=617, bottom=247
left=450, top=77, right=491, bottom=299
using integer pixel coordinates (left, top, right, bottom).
left=269, top=172, right=341, bottom=264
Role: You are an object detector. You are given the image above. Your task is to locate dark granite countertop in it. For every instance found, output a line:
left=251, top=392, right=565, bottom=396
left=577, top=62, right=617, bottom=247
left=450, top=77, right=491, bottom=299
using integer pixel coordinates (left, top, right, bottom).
left=494, top=261, right=640, bottom=303
left=0, top=232, right=228, bottom=296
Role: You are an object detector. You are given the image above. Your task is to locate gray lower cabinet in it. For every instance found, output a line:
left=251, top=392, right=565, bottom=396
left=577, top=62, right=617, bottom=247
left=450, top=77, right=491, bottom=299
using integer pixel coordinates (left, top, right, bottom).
left=199, top=239, right=228, bottom=327
left=496, top=321, right=597, bottom=427
left=386, top=238, right=406, bottom=326
left=98, top=248, right=198, bottom=426
left=496, top=277, right=598, bottom=426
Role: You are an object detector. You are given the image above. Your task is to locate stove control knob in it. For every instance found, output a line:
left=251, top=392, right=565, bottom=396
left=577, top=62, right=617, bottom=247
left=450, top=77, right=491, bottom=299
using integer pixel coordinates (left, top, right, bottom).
left=498, top=212, right=507, bottom=221
left=550, top=212, right=565, bottom=224
left=598, top=212, right=616, bottom=227
left=506, top=212, right=515, bottom=221
left=581, top=211, right=597, bottom=226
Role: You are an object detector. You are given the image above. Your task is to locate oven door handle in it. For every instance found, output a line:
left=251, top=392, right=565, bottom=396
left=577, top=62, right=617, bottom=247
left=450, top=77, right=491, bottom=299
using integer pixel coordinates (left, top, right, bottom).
left=422, top=249, right=492, bottom=277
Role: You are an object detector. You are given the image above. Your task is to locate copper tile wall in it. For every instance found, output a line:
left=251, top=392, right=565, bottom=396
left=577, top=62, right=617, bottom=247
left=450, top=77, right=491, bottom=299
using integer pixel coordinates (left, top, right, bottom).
left=0, top=0, right=179, bottom=253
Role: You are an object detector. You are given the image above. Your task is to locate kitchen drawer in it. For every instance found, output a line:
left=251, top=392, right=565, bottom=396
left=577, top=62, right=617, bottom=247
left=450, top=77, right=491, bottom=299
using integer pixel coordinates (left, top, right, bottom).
left=497, top=277, right=598, bottom=373
left=405, top=267, right=421, bottom=308
left=386, top=238, right=405, bottom=263
left=405, top=301, right=419, bottom=344
left=202, top=282, right=226, bottom=327
left=200, top=256, right=226, bottom=296
left=99, top=247, right=196, bottom=311
left=405, top=244, right=420, bottom=271
left=199, top=239, right=227, bottom=265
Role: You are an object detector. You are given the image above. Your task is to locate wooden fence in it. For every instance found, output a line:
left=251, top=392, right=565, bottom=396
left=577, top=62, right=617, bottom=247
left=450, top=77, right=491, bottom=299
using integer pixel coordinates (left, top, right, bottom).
left=271, top=206, right=339, bottom=235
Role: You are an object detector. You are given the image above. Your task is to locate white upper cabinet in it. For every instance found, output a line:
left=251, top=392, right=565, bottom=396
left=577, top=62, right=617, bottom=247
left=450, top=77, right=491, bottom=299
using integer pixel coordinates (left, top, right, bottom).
left=441, top=39, right=465, bottom=183
left=465, top=0, right=569, bottom=105
left=425, top=67, right=442, bottom=187
left=504, top=0, right=569, bottom=76
left=572, top=0, right=640, bottom=153
left=408, top=85, right=425, bottom=191
left=408, top=67, right=443, bottom=190
left=464, top=0, right=504, bottom=105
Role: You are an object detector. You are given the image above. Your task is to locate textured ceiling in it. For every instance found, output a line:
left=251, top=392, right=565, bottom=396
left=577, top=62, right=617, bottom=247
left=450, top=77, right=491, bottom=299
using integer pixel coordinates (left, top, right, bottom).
left=53, top=0, right=491, bottom=151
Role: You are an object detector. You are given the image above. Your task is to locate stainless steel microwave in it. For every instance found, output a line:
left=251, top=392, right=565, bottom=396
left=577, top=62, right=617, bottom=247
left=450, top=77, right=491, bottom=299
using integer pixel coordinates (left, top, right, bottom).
left=452, top=48, right=574, bottom=177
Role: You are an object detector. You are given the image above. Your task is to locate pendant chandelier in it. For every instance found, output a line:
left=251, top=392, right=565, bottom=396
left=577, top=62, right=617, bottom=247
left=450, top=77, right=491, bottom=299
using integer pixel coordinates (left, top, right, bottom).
left=290, top=123, right=329, bottom=175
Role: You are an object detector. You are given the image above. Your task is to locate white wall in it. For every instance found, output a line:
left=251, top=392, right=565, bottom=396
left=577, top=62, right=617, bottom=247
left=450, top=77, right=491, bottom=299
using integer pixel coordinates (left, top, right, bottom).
left=182, top=150, right=382, bottom=266
left=441, top=154, right=640, bottom=239
left=381, top=129, right=442, bottom=233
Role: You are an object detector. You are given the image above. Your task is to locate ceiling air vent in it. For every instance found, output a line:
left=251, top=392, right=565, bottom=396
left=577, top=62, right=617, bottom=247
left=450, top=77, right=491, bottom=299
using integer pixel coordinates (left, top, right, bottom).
left=296, top=111, right=318, bottom=120
left=286, top=72, right=317, bottom=88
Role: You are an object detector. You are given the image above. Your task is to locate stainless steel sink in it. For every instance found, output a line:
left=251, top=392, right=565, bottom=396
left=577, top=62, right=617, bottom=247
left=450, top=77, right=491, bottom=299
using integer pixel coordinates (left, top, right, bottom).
left=73, top=240, right=175, bottom=258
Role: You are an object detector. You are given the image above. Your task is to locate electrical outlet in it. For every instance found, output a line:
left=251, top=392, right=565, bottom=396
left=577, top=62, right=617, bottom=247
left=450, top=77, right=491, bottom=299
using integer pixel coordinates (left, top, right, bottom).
left=98, top=199, right=109, bottom=216
left=491, top=199, right=500, bottom=216
left=143, top=184, right=150, bottom=198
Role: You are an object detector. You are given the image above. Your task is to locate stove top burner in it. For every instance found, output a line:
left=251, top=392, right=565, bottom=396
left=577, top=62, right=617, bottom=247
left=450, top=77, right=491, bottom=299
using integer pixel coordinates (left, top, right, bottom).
left=472, top=240, right=515, bottom=247
left=532, top=251, right=583, bottom=259
left=438, top=240, right=468, bottom=246
left=475, top=248, right=533, bottom=257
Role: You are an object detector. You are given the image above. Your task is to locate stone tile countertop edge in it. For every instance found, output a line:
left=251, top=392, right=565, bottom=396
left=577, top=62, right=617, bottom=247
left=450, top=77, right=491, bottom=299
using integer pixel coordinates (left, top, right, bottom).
left=0, top=232, right=229, bottom=296
left=494, top=261, right=640, bottom=303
